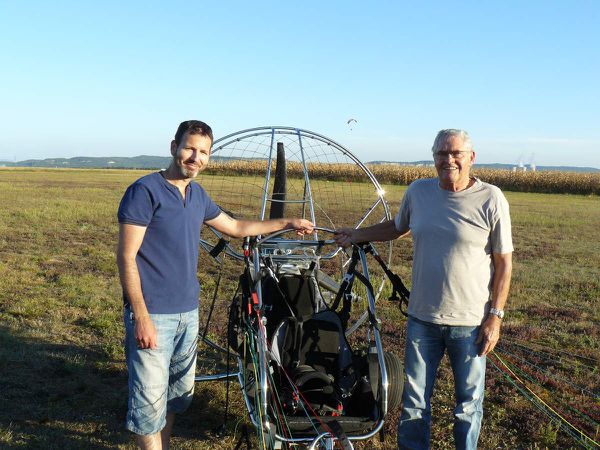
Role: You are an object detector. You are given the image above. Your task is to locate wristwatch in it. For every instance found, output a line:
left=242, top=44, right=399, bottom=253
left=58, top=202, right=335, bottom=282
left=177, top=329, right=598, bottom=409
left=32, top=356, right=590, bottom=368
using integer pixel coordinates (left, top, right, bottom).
left=489, top=307, right=505, bottom=319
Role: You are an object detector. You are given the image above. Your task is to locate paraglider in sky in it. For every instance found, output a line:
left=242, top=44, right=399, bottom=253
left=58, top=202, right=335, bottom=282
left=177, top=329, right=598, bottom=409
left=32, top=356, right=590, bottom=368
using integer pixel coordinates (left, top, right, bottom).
left=347, top=118, right=357, bottom=130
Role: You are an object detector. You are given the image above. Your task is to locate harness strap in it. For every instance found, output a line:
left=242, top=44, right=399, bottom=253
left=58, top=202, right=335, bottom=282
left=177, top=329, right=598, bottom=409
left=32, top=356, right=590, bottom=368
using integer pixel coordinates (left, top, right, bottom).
left=209, top=237, right=229, bottom=259
left=302, top=260, right=318, bottom=277
left=292, top=320, right=303, bottom=369
left=328, top=420, right=353, bottom=450
left=331, top=247, right=360, bottom=311
left=278, top=317, right=303, bottom=369
left=338, top=281, right=354, bottom=331
left=363, top=243, right=410, bottom=316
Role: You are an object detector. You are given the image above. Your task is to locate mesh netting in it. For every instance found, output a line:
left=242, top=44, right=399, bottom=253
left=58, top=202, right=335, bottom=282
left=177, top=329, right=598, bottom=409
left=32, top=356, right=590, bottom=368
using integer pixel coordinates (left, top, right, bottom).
left=200, top=127, right=389, bottom=231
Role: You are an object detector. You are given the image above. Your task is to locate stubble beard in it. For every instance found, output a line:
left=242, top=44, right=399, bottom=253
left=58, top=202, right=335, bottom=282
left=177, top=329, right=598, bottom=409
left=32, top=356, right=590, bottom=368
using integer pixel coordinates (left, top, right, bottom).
left=174, top=158, right=200, bottom=179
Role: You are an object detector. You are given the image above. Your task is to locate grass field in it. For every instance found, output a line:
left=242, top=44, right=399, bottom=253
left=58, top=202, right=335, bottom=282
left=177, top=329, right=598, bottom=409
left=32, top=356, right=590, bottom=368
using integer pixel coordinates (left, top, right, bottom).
left=0, top=167, right=598, bottom=449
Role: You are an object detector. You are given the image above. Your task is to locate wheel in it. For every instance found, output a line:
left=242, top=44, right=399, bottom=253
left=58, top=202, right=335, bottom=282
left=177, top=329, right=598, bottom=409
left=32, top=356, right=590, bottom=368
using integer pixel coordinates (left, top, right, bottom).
left=383, top=351, right=404, bottom=412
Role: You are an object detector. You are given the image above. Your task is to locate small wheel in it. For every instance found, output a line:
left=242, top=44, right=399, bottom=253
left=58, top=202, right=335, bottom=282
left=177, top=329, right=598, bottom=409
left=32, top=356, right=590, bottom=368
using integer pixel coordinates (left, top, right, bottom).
left=383, top=351, right=404, bottom=412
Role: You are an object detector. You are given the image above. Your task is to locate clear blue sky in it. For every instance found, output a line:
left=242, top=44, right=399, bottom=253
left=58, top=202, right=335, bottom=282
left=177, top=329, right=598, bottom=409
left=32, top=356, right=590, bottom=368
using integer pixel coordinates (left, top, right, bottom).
left=1, top=1, right=599, bottom=168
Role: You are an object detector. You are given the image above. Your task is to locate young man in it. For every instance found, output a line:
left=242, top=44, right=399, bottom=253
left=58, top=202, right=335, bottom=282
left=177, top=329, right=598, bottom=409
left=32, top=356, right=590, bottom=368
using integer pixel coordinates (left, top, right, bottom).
left=117, top=120, right=313, bottom=449
left=335, top=129, right=513, bottom=450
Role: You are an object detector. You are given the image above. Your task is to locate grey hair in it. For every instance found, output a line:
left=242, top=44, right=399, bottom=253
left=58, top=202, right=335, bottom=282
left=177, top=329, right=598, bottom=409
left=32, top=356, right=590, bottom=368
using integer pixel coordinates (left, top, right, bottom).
left=432, top=129, right=473, bottom=153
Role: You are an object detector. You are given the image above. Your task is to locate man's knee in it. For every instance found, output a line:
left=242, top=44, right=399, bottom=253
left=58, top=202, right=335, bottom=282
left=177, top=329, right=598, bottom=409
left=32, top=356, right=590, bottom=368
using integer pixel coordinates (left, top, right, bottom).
left=126, top=383, right=169, bottom=435
left=167, top=386, right=194, bottom=414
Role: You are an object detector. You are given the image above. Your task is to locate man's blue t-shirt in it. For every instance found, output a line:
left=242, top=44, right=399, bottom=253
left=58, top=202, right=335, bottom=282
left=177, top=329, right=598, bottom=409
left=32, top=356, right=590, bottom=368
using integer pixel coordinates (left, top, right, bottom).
left=118, top=172, right=221, bottom=314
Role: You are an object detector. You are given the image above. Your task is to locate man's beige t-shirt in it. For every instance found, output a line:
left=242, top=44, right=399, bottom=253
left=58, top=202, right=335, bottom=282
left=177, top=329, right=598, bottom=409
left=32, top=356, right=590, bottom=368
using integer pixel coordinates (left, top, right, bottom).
left=395, top=178, right=513, bottom=326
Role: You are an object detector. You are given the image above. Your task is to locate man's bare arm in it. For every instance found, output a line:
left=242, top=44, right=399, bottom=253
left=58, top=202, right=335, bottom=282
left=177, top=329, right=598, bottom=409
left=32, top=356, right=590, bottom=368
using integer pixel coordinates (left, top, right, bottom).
left=117, top=223, right=157, bottom=349
left=334, top=219, right=408, bottom=247
left=477, top=252, right=513, bottom=356
left=205, top=212, right=313, bottom=238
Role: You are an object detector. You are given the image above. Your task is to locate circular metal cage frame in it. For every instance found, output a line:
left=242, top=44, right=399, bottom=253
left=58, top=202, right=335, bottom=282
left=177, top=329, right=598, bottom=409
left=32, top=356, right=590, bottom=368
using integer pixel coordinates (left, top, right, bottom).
left=200, top=126, right=393, bottom=263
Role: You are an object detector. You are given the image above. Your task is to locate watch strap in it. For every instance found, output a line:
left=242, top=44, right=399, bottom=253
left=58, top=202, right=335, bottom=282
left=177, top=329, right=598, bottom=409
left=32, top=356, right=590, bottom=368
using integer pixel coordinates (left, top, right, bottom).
left=489, top=307, right=504, bottom=319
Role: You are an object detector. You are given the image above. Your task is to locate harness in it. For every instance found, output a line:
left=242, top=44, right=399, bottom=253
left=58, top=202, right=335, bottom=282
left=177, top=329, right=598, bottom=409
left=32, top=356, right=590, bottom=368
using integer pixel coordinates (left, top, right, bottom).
left=333, top=243, right=410, bottom=318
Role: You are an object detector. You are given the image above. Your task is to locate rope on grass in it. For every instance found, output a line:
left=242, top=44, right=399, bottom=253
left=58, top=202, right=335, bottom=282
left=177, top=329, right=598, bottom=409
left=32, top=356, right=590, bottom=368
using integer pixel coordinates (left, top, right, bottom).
left=490, top=351, right=600, bottom=450
left=501, top=338, right=599, bottom=372
left=495, top=347, right=600, bottom=429
left=496, top=344, right=599, bottom=400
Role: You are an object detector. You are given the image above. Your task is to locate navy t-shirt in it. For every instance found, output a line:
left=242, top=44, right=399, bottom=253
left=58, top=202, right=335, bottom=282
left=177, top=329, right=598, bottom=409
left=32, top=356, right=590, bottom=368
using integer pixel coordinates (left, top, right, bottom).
left=118, top=172, right=221, bottom=313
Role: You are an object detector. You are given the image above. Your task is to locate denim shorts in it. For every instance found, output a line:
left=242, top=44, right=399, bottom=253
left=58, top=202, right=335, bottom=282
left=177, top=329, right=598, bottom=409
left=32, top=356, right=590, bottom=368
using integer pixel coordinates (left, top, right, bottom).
left=123, top=306, right=199, bottom=435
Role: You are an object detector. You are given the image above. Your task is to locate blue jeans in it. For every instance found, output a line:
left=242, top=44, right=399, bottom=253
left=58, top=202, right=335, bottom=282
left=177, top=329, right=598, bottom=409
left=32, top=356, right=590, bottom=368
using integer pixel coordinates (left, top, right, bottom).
left=398, top=316, right=486, bottom=450
left=124, top=306, right=199, bottom=435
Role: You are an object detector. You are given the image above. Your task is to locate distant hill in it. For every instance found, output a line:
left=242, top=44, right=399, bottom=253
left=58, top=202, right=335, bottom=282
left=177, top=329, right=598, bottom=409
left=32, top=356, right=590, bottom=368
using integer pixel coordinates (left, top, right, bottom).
left=0, top=154, right=253, bottom=169
left=2, top=155, right=172, bottom=169
left=2, top=155, right=599, bottom=173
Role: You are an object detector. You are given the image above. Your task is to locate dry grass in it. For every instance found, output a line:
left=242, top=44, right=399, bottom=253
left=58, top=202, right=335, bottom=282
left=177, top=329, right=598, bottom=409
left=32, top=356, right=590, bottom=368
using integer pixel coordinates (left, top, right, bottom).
left=203, top=160, right=600, bottom=195
left=0, top=167, right=598, bottom=449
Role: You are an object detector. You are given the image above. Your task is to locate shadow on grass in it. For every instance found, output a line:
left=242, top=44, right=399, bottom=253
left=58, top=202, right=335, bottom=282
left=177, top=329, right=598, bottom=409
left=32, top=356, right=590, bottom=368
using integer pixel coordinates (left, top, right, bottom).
left=0, top=325, right=229, bottom=449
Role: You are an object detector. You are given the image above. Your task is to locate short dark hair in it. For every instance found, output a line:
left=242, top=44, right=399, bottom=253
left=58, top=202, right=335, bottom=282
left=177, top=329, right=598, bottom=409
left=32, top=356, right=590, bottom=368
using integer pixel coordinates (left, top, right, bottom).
left=174, top=120, right=213, bottom=146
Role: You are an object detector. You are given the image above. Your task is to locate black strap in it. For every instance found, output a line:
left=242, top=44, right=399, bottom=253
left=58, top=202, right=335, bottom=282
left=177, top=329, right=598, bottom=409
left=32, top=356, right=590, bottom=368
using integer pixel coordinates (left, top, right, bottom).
left=280, top=317, right=302, bottom=369
left=302, top=261, right=318, bottom=277
left=363, top=243, right=410, bottom=316
left=291, top=321, right=303, bottom=369
left=240, top=272, right=252, bottom=315
left=219, top=284, right=239, bottom=443
left=330, top=276, right=351, bottom=312
left=209, top=237, right=229, bottom=259
left=338, top=283, right=354, bottom=331
left=331, top=247, right=360, bottom=311
left=328, top=420, right=353, bottom=450
left=201, top=265, right=223, bottom=341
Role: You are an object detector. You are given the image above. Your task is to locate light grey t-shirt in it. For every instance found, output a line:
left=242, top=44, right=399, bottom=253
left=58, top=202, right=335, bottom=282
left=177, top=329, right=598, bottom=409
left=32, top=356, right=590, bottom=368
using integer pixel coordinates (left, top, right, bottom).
left=394, top=178, right=513, bottom=326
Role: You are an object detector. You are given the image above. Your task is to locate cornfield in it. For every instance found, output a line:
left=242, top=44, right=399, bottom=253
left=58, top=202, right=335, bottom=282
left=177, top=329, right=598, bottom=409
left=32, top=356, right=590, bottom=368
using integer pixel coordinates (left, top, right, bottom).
left=205, top=160, right=600, bottom=195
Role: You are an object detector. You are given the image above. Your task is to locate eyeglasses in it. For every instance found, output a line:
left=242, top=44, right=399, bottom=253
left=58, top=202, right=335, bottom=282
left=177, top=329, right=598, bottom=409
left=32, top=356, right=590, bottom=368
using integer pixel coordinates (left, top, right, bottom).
left=433, top=150, right=471, bottom=160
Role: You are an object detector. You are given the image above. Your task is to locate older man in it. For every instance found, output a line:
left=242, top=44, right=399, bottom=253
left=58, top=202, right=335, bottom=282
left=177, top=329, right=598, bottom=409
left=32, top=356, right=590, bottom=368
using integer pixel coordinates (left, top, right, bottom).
left=335, top=129, right=513, bottom=450
left=117, top=120, right=313, bottom=449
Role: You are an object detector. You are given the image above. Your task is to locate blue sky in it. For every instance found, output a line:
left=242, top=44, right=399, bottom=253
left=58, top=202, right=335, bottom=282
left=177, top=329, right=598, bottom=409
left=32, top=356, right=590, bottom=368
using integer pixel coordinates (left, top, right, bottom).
left=1, top=1, right=599, bottom=168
